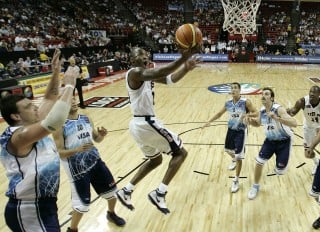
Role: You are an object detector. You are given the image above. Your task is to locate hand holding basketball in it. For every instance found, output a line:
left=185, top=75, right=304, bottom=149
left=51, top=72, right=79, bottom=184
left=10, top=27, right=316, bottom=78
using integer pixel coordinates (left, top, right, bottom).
left=175, top=23, right=203, bottom=49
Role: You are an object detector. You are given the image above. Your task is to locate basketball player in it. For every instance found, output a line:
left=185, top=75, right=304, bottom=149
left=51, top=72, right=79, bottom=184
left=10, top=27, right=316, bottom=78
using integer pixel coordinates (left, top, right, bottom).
left=0, top=48, right=76, bottom=231
left=53, top=98, right=126, bottom=231
left=306, top=131, right=320, bottom=229
left=116, top=46, right=201, bottom=214
left=246, top=87, right=297, bottom=200
left=202, top=82, right=257, bottom=193
left=287, top=85, right=320, bottom=175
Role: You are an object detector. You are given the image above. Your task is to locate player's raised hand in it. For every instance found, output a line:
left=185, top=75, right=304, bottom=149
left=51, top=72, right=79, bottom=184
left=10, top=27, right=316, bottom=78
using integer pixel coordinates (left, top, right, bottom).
left=185, top=55, right=202, bottom=71
left=51, top=48, right=62, bottom=73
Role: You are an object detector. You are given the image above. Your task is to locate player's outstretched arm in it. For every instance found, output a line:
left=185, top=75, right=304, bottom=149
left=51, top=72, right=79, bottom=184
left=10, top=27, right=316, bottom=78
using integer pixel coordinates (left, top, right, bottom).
left=272, top=107, right=298, bottom=127
left=202, top=106, right=226, bottom=128
left=287, top=98, right=304, bottom=116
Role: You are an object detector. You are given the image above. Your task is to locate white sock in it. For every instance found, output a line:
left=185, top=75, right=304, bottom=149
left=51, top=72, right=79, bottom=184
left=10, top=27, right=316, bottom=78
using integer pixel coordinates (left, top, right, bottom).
left=125, top=182, right=135, bottom=191
left=313, top=157, right=319, bottom=164
left=234, top=176, right=239, bottom=181
left=158, top=183, right=168, bottom=193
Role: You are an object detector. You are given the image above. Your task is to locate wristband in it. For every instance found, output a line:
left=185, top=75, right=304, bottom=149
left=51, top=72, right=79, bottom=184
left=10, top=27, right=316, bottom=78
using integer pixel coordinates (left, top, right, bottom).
left=166, top=74, right=174, bottom=85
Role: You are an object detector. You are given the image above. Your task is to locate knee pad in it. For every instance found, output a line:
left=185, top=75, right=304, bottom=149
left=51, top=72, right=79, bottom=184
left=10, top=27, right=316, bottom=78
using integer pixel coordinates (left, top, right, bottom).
left=225, top=149, right=235, bottom=156
left=255, top=156, right=267, bottom=165
left=73, top=203, right=89, bottom=213
left=100, top=190, right=116, bottom=200
left=234, top=153, right=245, bottom=160
left=274, top=167, right=287, bottom=175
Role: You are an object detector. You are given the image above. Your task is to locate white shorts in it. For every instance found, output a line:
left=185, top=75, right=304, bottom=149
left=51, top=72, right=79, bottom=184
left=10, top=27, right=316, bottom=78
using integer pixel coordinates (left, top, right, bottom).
left=303, top=127, right=319, bottom=148
left=129, top=116, right=183, bottom=158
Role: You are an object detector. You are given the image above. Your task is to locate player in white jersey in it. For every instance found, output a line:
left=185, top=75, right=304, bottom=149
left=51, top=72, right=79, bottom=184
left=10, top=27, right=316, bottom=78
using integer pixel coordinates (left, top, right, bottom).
left=287, top=86, right=320, bottom=175
left=202, top=82, right=257, bottom=193
left=0, top=49, right=76, bottom=231
left=246, top=87, right=297, bottom=200
left=53, top=98, right=125, bottom=232
left=116, top=46, right=200, bottom=214
left=292, top=86, right=320, bottom=229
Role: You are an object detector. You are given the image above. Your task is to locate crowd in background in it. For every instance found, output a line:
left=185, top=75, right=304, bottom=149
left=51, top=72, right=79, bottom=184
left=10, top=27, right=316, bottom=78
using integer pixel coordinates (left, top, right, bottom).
left=1, top=0, right=320, bottom=79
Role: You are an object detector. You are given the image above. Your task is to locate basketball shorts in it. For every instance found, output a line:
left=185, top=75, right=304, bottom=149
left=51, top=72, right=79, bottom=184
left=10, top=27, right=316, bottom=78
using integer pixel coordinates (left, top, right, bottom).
left=129, top=116, right=183, bottom=158
left=70, top=159, right=117, bottom=212
left=5, top=197, right=60, bottom=232
left=311, top=165, right=320, bottom=195
left=224, top=128, right=247, bottom=159
left=256, top=137, right=292, bottom=172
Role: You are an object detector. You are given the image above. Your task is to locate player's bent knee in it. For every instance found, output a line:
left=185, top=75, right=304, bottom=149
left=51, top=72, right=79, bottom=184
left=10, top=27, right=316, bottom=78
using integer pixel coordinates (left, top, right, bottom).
left=149, top=155, right=163, bottom=167
left=172, top=147, right=187, bottom=158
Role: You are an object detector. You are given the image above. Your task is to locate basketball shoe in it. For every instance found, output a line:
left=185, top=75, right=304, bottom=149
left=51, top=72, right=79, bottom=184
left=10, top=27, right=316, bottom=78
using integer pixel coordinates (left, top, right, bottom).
left=116, top=188, right=134, bottom=210
left=231, top=180, right=239, bottom=193
left=148, top=189, right=170, bottom=214
left=313, top=216, right=320, bottom=229
left=107, top=211, right=126, bottom=226
left=248, top=184, right=260, bottom=200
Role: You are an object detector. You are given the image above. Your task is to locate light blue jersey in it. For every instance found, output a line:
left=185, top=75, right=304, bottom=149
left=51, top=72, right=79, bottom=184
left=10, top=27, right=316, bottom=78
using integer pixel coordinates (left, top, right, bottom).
left=0, top=126, right=60, bottom=199
left=62, top=115, right=100, bottom=180
left=260, top=103, right=293, bottom=140
left=225, top=97, right=247, bottom=131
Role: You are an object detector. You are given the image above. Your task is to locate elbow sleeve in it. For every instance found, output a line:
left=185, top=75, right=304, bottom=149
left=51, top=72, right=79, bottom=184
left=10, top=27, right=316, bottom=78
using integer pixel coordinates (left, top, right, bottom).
left=41, top=100, right=70, bottom=132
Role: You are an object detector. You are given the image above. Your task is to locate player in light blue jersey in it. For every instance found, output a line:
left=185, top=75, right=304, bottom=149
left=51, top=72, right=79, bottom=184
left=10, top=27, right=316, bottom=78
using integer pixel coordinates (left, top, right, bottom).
left=0, top=48, right=76, bottom=231
left=246, top=87, right=297, bottom=200
left=53, top=98, right=126, bottom=231
left=203, top=82, right=257, bottom=193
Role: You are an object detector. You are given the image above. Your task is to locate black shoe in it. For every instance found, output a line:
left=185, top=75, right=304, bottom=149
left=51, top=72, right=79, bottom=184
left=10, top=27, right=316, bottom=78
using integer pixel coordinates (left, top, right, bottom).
left=313, top=217, right=320, bottom=229
left=79, top=105, right=86, bottom=109
left=107, top=211, right=126, bottom=227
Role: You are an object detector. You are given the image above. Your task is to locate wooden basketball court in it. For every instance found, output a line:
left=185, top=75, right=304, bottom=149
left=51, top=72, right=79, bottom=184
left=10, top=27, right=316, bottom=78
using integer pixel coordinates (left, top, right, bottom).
left=1, top=62, right=320, bottom=231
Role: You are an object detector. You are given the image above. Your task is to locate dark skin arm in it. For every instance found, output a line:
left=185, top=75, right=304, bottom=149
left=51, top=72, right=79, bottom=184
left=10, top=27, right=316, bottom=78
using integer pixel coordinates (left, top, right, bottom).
left=128, top=46, right=200, bottom=89
left=287, top=97, right=305, bottom=116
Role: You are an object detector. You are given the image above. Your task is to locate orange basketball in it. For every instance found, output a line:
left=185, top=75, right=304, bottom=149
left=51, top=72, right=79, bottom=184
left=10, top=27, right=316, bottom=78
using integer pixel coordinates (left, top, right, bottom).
left=175, top=23, right=203, bottom=49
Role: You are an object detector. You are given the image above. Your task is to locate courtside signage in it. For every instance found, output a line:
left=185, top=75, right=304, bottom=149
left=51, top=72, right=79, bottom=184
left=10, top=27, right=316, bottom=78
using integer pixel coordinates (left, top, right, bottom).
left=153, top=53, right=228, bottom=62
left=83, top=96, right=129, bottom=108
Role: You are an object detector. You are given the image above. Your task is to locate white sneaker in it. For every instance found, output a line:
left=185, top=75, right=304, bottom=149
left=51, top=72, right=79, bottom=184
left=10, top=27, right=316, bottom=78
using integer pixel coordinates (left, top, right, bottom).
left=116, top=188, right=134, bottom=210
left=231, top=180, right=239, bottom=193
left=228, top=160, right=237, bottom=170
left=248, top=186, right=259, bottom=200
left=148, top=189, right=170, bottom=214
left=312, top=160, right=319, bottom=175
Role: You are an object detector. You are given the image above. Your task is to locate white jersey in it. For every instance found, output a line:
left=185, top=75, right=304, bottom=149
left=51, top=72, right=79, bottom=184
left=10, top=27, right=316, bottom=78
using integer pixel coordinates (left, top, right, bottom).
left=126, top=68, right=155, bottom=116
left=0, top=126, right=60, bottom=199
left=303, top=95, right=320, bottom=128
